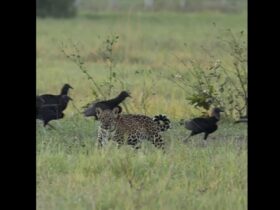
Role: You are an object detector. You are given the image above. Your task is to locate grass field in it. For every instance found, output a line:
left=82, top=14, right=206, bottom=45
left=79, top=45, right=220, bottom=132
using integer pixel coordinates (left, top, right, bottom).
left=36, top=11, right=247, bottom=210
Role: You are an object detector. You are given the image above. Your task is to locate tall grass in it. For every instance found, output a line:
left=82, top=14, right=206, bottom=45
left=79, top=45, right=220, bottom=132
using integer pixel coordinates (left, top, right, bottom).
left=37, top=116, right=247, bottom=210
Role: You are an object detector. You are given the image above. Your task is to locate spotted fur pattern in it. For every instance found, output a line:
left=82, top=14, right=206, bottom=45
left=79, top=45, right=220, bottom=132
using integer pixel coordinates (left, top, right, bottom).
left=96, top=107, right=170, bottom=149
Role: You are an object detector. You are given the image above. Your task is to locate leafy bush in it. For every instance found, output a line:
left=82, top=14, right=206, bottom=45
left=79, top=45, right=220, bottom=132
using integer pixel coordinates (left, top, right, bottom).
left=170, top=29, right=247, bottom=120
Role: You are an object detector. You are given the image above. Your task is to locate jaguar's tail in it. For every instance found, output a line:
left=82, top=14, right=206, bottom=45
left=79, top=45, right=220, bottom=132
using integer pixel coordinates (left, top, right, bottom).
left=153, top=114, right=171, bottom=131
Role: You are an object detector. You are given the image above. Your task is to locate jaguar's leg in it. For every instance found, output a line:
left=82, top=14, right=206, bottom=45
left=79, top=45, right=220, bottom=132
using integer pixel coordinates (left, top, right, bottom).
left=97, top=126, right=109, bottom=148
left=152, top=133, right=165, bottom=150
left=127, top=134, right=141, bottom=149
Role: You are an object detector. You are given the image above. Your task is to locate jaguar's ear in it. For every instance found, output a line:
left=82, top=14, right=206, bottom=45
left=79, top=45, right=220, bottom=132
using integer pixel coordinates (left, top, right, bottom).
left=95, top=107, right=103, bottom=118
left=112, top=107, right=120, bottom=118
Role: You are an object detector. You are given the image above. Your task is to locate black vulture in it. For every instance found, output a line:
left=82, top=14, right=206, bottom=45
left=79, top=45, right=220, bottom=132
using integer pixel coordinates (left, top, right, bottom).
left=83, top=91, right=131, bottom=120
left=183, top=107, right=224, bottom=142
left=38, top=83, right=73, bottom=105
left=36, top=96, right=45, bottom=116
left=36, top=95, right=72, bottom=127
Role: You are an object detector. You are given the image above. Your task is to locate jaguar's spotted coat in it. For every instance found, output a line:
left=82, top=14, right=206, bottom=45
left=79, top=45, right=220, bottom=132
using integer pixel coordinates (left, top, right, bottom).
left=96, top=107, right=170, bottom=149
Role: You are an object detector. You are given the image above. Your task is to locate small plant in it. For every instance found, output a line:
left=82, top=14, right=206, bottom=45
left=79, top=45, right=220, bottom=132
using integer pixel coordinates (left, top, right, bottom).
left=170, top=28, right=247, bottom=120
left=132, top=69, right=158, bottom=115
left=59, top=35, right=130, bottom=112
left=60, top=40, right=104, bottom=98
left=97, top=35, right=120, bottom=98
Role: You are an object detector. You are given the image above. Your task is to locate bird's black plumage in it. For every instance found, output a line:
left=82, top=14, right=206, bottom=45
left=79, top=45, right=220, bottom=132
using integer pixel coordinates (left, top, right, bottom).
left=36, top=96, right=45, bottom=116
left=38, top=83, right=73, bottom=105
left=183, top=107, right=223, bottom=142
left=36, top=95, right=72, bottom=127
left=84, top=91, right=131, bottom=119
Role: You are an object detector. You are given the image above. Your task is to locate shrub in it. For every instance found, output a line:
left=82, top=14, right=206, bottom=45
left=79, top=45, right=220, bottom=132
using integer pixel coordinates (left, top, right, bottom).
left=170, top=28, right=247, bottom=120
